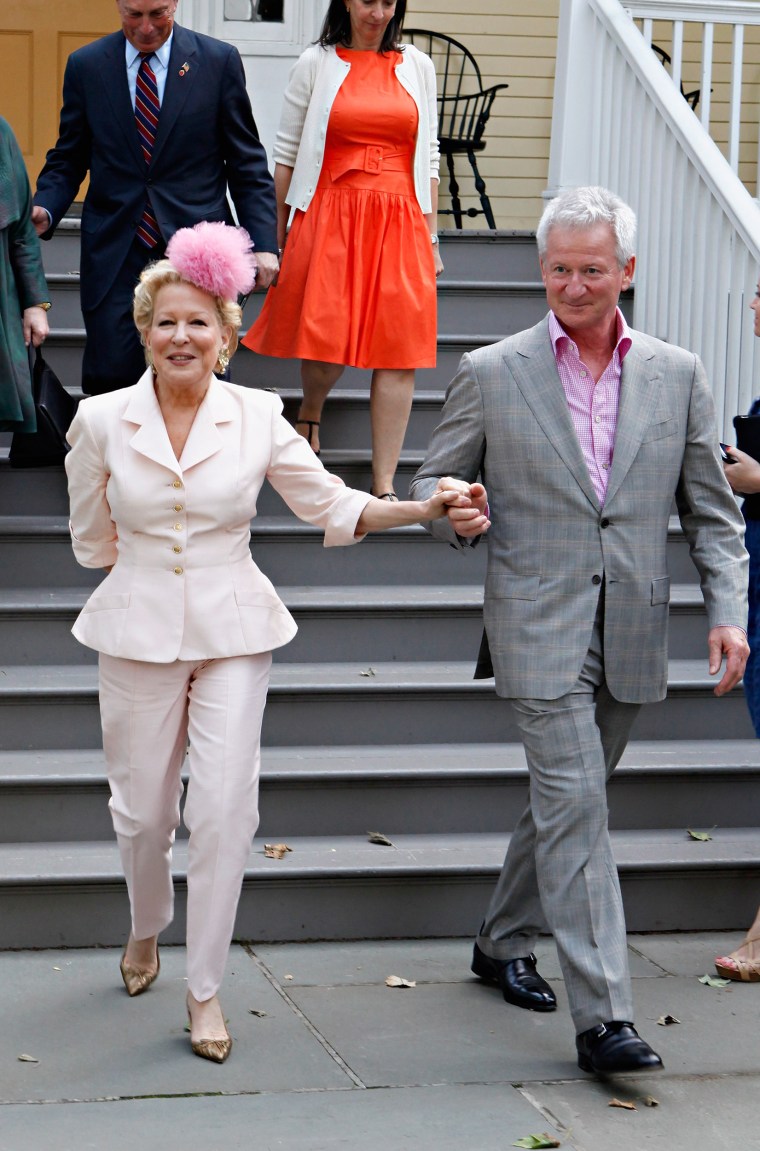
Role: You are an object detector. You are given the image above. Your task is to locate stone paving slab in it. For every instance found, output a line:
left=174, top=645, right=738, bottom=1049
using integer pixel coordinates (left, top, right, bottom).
left=1, top=946, right=350, bottom=1104
left=253, top=936, right=663, bottom=985
left=0, top=1083, right=573, bottom=1151
left=1, top=934, right=757, bottom=1151
left=523, top=1074, right=760, bottom=1151
left=288, top=979, right=576, bottom=1086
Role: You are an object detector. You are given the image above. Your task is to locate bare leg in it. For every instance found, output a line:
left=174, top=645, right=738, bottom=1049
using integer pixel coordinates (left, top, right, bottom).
left=715, top=904, right=760, bottom=980
left=369, top=368, right=415, bottom=496
left=298, top=360, right=345, bottom=454
left=186, top=990, right=229, bottom=1042
left=123, top=933, right=159, bottom=973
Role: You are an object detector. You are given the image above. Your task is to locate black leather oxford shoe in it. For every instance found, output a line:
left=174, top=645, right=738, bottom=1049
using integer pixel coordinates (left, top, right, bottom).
left=576, top=1021, right=664, bottom=1075
left=471, top=942, right=557, bottom=1012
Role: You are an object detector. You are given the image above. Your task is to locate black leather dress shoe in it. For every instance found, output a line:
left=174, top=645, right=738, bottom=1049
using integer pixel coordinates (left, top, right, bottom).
left=576, top=1021, right=664, bottom=1075
left=471, top=942, right=557, bottom=1012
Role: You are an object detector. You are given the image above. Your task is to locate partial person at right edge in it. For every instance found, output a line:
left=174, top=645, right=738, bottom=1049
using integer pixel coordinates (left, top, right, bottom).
left=242, top=0, right=442, bottom=501
left=712, top=277, right=760, bottom=985
left=411, top=186, right=750, bottom=1076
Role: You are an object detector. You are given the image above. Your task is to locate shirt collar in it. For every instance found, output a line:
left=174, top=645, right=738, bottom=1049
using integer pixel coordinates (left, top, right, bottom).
left=549, top=307, right=632, bottom=363
left=124, top=32, right=173, bottom=72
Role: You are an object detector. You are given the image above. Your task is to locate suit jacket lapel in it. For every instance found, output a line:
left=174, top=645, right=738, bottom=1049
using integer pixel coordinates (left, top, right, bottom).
left=605, top=336, right=661, bottom=505
left=150, top=27, right=198, bottom=169
left=123, top=370, right=180, bottom=474
left=508, top=319, right=600, bottom=510
left=96, top=33, right=145, bottom=170
left=180, top=379, right=237, bottom=471
left=124, top=372, right=237, bottom=474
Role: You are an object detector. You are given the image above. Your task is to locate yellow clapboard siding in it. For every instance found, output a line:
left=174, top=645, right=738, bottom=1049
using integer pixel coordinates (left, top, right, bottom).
left=408, top=0, right=559, bottom=227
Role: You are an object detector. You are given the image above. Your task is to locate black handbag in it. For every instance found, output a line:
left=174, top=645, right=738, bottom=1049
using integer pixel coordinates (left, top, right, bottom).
left=9, top=346, right=78, bottom=468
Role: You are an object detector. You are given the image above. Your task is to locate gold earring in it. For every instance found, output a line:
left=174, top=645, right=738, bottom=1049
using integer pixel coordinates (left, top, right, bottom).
left=216, top=345, right=230, bottom=373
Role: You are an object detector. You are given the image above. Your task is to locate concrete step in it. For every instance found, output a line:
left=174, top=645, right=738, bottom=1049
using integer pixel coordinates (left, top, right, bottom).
left=0, top=661, right=754, bottom=751
left=0, top=448, right=429, bottom=516
left=1, top=740, right=758, bottom=844
left=45, top=273, right=552, bottom=337
left=38, top=332, right=491, bottom=395
left=39, top=225, right=540, bottom=281
left=0, top=514, right=491, bottom=589
left=0, top=825, right=757, bottom=948
left=0, top=514, right=706, bottom=589
left=0, top=582, right=715, bottom=666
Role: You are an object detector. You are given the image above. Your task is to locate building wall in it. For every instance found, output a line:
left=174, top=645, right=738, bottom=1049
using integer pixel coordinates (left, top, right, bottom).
left=407, top=0, right=559, bottom=231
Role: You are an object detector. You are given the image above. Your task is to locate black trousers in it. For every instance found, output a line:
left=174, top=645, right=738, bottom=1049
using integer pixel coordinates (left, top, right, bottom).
left=81, top=237, right=165, bottom=395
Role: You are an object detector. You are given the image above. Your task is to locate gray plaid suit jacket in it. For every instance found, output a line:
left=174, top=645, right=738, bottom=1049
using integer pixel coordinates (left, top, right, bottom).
left=411, top=315, right=749, bottom=704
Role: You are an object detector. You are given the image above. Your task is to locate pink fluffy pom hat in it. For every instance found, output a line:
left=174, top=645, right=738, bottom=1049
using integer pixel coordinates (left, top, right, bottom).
left=165, top=221, right=257, bottom=301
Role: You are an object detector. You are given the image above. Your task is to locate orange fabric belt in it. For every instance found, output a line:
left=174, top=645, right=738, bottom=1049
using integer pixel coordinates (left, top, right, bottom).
left=327, top=145, right=412, bottom=180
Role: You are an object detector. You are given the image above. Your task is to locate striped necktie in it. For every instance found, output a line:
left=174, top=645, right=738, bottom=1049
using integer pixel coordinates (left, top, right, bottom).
left=134, top=53, right=162, bottom=249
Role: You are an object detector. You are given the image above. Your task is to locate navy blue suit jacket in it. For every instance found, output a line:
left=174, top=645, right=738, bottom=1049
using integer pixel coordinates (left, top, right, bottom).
left=34, top=26, right=277, bottom=311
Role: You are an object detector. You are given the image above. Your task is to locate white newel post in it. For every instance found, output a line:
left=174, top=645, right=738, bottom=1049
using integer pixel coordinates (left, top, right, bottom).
left=546, top=0, right=615, bottom=200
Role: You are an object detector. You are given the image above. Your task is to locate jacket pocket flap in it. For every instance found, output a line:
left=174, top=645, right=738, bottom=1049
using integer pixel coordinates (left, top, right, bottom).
left=85, top=593, right=131, bottom=612
left=651, top=576, right=670, bottom=605
left=486, top=573, right=540, bottom=601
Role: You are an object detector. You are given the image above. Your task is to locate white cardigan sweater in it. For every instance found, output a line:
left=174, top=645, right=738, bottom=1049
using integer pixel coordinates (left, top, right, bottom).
left=274, top=42, right=440, bottom=216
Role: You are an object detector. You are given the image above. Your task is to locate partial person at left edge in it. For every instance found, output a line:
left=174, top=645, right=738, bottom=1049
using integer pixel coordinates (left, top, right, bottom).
left=0, top=115, right=50, bottom=434
left=31, top=0, right=278, bottom=396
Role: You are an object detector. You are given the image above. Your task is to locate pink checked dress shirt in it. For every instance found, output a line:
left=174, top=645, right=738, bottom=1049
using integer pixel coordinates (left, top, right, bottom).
left=548, top=308, right=632, bottom=506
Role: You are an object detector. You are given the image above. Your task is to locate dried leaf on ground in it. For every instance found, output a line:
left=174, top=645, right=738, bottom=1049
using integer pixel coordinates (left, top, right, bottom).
left=513, top=1136, right=561, bottom=1149
left=249, top=1009, right=269, bottom=1017
left=264, top=842, right=292, bottom=859
left=17, top=1054, right=39, bottom=1063
left=687, top=828, right=714, bottom=841
left=359, top=667, right=376, bottom=677
left=699, top=973, right=732, bottom=988
left=643, top=1096, right=659, bottom=1107
left=367, top=831, right=394, bottom=846
left=385, top=974, right=416, bottom=988
left=608, top=1098, right=637, bottom=1111
left=656, top=1014, right=681, bottom=1026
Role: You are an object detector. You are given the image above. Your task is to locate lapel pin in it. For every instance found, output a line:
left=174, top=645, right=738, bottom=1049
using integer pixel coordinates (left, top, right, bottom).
left=179, top=62, right=190, bottom=76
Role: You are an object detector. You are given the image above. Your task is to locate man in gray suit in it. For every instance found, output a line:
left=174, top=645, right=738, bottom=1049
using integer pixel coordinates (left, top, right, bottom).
left=411, top=186, right=749, bottom=1075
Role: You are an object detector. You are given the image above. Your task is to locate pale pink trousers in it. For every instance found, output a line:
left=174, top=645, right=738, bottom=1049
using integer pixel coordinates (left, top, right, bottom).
left=98, top=652, right=272, bottom=1002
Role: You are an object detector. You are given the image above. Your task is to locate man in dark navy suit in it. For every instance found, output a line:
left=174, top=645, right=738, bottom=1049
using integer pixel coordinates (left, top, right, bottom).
left=32, top=0, right=278, bottom=394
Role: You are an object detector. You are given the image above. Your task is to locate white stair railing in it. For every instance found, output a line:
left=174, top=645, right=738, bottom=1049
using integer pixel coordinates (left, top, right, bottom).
left=627, top=0, right=760, bottom=182
left=548, top=0, right=760, bottom=437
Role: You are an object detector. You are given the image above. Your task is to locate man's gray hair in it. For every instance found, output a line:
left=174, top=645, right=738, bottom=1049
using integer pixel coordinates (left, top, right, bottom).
left=536, top=186, right=637, bottom=269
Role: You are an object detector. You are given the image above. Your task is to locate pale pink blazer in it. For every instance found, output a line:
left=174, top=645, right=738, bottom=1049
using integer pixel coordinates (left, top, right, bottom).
left=65, top=369, right=371, bottom=662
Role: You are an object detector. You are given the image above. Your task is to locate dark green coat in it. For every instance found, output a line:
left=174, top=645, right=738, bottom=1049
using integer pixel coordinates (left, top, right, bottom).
left=0, top=116, right=49, bottom=432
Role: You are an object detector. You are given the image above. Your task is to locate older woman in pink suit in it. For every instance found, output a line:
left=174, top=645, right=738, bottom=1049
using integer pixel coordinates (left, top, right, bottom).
left=65, top=223, right=475, bottom=1064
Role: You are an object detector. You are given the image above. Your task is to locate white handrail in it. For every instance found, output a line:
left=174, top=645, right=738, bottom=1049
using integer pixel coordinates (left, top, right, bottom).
left=548, top=0, right=760, bottom=435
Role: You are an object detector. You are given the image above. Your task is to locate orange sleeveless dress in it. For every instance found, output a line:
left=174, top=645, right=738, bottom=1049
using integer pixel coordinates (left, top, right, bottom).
left=242, top=47, right=437, bottom=370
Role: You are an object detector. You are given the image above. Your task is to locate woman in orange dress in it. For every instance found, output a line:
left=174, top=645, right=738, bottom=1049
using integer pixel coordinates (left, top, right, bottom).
left=242, top=0, right=442, bottom=499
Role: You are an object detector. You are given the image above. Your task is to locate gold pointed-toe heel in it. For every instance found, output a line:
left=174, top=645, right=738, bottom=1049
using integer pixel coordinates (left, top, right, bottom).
left=186, top=994, right=232, bottom=1063
left=119, top=943, right=160, bottom=997
left=190, top=1033, right=233, bottom=1064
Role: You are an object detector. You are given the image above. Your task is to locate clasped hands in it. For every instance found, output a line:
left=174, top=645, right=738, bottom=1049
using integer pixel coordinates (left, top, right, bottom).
left=433, top=477, right=490, bottom=536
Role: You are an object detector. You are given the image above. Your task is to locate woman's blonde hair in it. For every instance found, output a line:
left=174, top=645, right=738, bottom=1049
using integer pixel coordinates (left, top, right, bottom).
left=133, top=259, right=243, bottom=367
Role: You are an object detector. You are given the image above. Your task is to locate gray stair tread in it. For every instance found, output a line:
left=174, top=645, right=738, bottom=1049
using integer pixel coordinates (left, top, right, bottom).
left=0, top=513, right=692, bottom=537
left=2, top=827, right=758, bottom=885
left=0, top=585, right=483, bottom=611
left=0, top=583, right=710, bottom=612
left=0, top=660, right=742, bottom=695
left=1, top=740, right=759, bottom=787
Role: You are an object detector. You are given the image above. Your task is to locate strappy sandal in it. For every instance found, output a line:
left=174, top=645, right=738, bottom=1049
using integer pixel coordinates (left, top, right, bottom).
left=714, top=935, right=760, bottom=982
left=295, top=419, right=320, bottom=457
